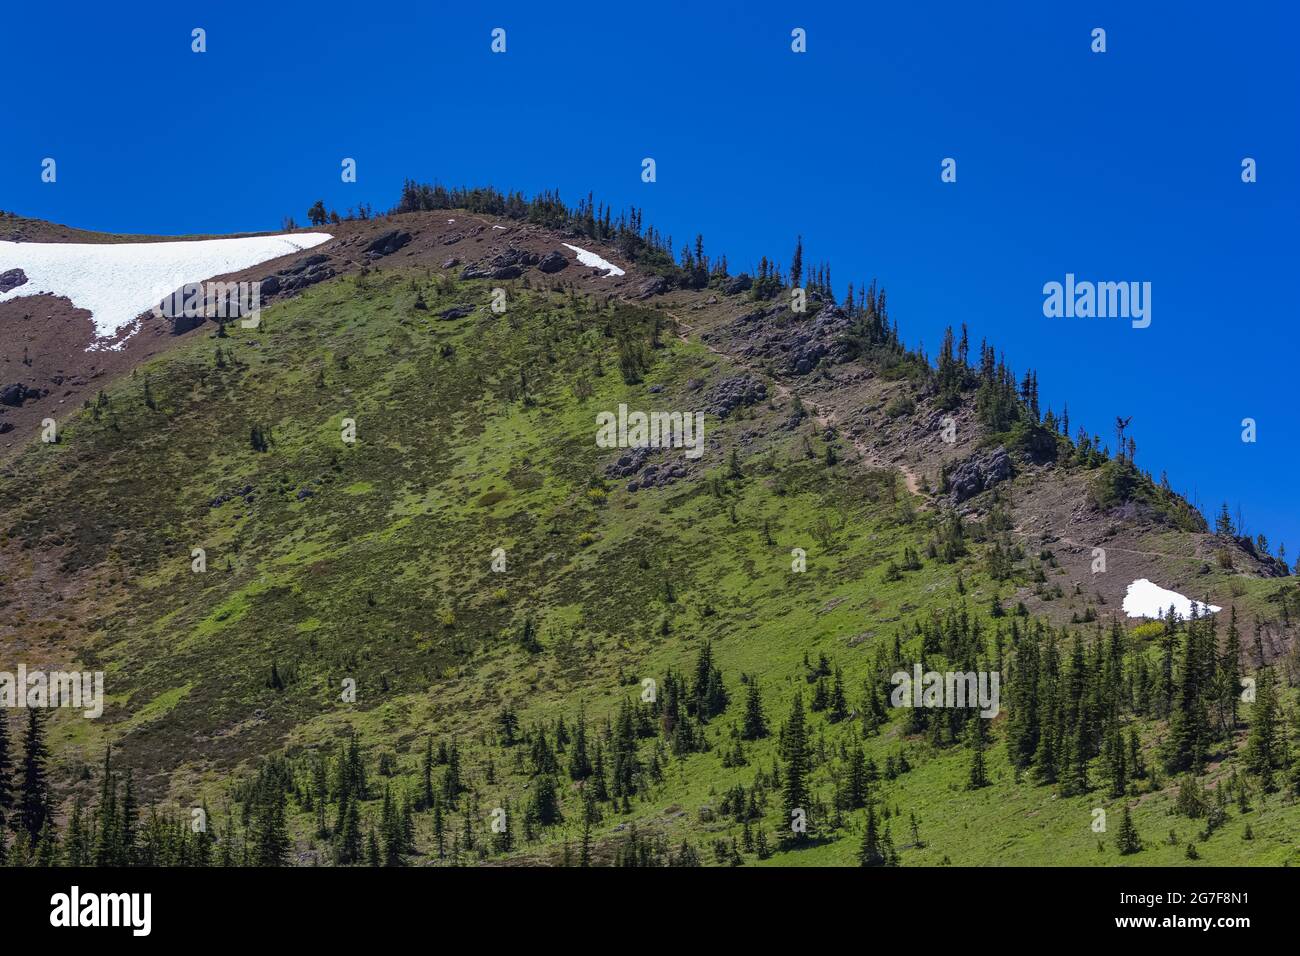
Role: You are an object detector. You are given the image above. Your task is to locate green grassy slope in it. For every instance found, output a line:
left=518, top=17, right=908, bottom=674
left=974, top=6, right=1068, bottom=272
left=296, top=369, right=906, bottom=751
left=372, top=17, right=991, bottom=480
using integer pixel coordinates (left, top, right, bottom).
left=2, top=259, right=1297, bottom=866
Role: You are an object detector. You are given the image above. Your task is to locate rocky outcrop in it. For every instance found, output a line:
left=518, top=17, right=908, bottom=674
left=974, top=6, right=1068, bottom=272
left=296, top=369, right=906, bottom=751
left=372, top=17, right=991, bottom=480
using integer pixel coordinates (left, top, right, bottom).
left=722, top=273, right=752, bottom=295
left=0, top=268, right=27, bottom=293
left=537, top=251, right=568, bottom=273
left=0, top=383, right=46, bottom=407
left=947, top=446, right=1012, bottom=504
left=605, top=447, right=688, bottom=491
left=708, top=375, right=768, bottom=418
left=726, top=302, right=853, bottom=377
left=363, top=230, right=411, bottom=258
left=488, top=247, right=538, bottom=269
left=635, top=276, right=670, bottom=298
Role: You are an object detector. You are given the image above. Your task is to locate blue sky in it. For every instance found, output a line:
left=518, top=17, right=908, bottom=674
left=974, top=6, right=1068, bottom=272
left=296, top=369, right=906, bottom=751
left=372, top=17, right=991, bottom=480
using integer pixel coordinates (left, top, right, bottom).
left=4, top=2, right=1297, bottom=555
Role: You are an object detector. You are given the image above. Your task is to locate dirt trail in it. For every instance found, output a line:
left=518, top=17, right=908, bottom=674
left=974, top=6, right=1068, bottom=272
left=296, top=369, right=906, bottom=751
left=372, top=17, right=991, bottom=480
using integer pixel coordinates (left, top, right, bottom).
left=666, top=309, right=924, bottom=498
left=1009, top=529, right=1202, bottom=564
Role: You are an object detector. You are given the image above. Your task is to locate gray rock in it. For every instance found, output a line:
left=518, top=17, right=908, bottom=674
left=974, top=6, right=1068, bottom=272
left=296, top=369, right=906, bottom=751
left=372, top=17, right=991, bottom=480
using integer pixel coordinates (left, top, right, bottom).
left=636, top=276, right=671, bottom=298
left=537, top=250, right=568, bottom=273
left=287, top=254, right=329, bottom=274
left=363, top=230, right=411, bottom=257
left=947, top=446, right=1012, bottom=504
left=708, top=375, right=767, bottom=418
left=0, top=268, right=27, bottom=293
left=722, top=273, right=752, bottom=295
left=0, top=383, right=45, bottom=407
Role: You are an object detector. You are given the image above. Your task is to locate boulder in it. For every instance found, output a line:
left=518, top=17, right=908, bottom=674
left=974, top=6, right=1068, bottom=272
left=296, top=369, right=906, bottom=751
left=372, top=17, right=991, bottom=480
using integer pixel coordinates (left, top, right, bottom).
left=636, top=276, right=671, bottom=298
left=286, top=253, right=329, bottom=274
left=722, top=273, right=752, bottom=295
left=947, top=446, right=1012, bottom=504
left=537, top=250, right=568, bottom=273
left=275, top=265, right=335, bottom=294
left=0, top=268, right=27, bottom=293
left=363, top=230, right=411, bottom=257
left=0, top=383, right=45, bottom=407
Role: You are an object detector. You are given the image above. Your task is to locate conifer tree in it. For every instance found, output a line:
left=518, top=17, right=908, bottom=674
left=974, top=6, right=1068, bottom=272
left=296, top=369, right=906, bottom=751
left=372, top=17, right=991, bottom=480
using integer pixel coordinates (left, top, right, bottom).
left=335, top=792, right=362, bottom=864
left=432, top=795, right=446, bottom=860
left=846, top=746, right=870, bottom=809
left=742, top=680, right=769, bottom=740
left=590, top=742, right=609, bottom=802
left=380, top=785, right=403, bottom=866
left=254, top=785, right=291, bottom=866
left=1164, top=613, right=1208, bottom=773
left=94, top=747, right=119, bottom=866
left=580, top=809, right=593, bottom=867
left=568, top=702, right=593, bottom=780
left=36, top=820, right=59, bottom=866
left=1219, top=608, right=1243, bottom=734
left=19, top=709, right=50, bottom=839
left=1116, top=806, right=1142, bottom=855
left=781, top=693, right=811, bottom=839
left=1103, top=720, right=1127, bottom=797
left=829, top=667, right=849, bottom=723
left=63, top=796, right=90, bottom=866
left=610, top=698, right=641, bottom=798
left=421, top=735, right=435, bottom=810
left=1066, top=715, right=1090, bottom=795
left=0, top=713, right=12, bottom=831
left=194, top=800, right=215, bottom=867
left=442, top=739, right=463, bottom=806
left=972, top=712, right=987, bottom=790
left=120, top=768, right=138, bottom=864
left=1244, top=667, right=1281, bottom=792
left=313, top=755, right=329, bottom=837
left=530, top=774, right=563, bottom=827
left=858, top=801, right=884, bottom=867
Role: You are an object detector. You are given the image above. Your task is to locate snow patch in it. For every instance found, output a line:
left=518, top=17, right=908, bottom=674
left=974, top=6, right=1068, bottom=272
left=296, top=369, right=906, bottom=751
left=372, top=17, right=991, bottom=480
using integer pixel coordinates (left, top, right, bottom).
left=562, top=243, right=626, bottom=277
left=1122, top=578, right=1221, bottom=620
left=0, top=232, right=333, bottom=349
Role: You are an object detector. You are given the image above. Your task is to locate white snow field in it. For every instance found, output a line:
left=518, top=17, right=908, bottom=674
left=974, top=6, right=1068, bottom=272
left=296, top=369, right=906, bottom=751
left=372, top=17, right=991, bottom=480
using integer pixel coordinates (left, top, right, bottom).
left=562, top=243, right=626, bottom=277
left=1122, top=578, right=1222, bottom=620
left=0, top=232, right=333, bottom=348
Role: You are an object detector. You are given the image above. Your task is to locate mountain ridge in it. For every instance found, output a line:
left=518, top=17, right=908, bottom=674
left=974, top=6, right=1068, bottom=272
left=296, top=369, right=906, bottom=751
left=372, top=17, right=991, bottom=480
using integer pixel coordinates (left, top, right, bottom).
left=0, top=189, right=1296, bottom=867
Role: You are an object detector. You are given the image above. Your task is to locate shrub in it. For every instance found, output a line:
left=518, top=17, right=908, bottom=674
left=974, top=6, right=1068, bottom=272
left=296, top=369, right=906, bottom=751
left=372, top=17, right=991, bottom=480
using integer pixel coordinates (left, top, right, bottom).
left=885, top=394, right=915, bottom=419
